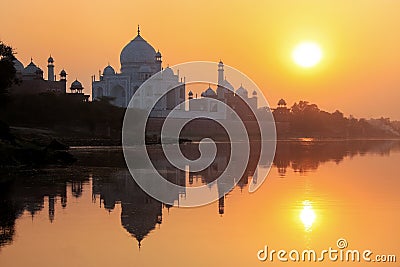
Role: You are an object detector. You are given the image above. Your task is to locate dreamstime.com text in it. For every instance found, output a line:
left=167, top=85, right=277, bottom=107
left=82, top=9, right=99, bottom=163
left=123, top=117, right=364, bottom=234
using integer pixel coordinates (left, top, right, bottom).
left=257, top=238, right=396, bottom=263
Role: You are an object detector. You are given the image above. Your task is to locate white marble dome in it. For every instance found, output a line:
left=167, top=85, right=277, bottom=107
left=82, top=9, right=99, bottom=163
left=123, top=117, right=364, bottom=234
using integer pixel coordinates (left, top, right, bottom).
left=120, top=34, right=156, bottom=66
left=103, top=65, right=115, bottom=76
left=202, top=86, right=217, bottom=97
left=220, top=79, right=234, bottom=92
left=162, top=66, right=174, bottom=77
left=139, top=65, right=152, bottom=73
left=236, top=84, right=248, bottom=97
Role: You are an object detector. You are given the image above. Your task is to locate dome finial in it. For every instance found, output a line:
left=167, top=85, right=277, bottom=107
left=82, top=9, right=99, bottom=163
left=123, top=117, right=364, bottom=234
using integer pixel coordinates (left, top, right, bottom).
left=137, top=24, right=140, bottom=36
left=48, top=54, right=54, bottom=63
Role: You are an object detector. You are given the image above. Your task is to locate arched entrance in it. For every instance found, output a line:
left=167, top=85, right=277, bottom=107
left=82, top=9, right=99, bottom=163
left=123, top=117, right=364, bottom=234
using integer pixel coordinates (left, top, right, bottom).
left=110, top=85, right=126, bottom=107
left=95, top=87, right=103, bottom=100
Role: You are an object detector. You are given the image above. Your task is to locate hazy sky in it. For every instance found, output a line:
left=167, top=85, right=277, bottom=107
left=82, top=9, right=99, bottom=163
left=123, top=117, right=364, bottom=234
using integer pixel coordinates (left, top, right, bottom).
left=1, top=0, right=400, bottom=119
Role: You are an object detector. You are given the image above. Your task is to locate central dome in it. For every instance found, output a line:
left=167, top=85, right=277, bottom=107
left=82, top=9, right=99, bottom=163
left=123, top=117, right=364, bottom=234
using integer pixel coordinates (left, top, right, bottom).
left=120, top=33, right=156, bottom=65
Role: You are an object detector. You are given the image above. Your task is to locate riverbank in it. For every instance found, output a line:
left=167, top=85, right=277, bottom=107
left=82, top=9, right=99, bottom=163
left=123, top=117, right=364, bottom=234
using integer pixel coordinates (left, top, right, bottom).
left=0, top=125, right=76, bottom=169
left=7, top=126, right=400, bottom=147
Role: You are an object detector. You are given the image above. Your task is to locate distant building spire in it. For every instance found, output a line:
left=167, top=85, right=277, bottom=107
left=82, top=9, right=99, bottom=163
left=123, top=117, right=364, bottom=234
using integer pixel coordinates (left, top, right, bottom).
left=137, top=24, right=140, bottom=35
left=48, top=54, right=55, bottom=81
left=218, top=60, right=224, bottom=85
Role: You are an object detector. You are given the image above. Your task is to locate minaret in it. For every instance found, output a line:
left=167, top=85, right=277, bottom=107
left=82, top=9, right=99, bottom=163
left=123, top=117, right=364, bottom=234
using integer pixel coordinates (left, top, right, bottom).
left=60, top=69, right=67, bottom=93
left=155, top=50, right=162, bottom=72
left=218, top=60, right=224, bottom=85
left=47, top=55, right=54, bottom=81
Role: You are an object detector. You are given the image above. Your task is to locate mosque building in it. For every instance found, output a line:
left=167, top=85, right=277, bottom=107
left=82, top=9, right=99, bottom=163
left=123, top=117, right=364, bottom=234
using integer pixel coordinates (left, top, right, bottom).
left=11, top=55, right=89, bottom=100
left=11, top=56, right=68, bottom=94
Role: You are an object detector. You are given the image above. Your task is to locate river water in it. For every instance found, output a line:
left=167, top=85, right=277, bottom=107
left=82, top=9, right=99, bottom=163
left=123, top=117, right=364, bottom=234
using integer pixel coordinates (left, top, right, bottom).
left=0, top=140, right=399, bottom=266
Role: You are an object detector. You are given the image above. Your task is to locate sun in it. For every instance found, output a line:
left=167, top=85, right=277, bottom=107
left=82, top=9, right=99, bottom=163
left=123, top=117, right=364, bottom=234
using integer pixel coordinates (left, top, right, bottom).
left=292, top=42, right=323, bottom=68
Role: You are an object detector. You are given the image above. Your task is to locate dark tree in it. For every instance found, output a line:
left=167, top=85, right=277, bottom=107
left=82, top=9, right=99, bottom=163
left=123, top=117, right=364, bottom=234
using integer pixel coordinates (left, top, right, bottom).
left=0, top=41, right=17, bottom=107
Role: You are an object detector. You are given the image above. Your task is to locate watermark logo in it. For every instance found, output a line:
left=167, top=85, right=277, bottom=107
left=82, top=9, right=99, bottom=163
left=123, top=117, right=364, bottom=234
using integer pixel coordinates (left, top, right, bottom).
left=257, top=238, right=396, bottom=263
left=122, top=61, right=276, bottom=207
left=336, top=238, right=348, bottom=249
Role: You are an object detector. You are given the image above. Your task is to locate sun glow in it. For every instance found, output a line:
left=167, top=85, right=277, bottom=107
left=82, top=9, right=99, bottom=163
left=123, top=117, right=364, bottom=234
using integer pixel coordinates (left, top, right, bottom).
left=300, top=200, right=316, bottom=231
left=292, top=42, right=323, bottom=68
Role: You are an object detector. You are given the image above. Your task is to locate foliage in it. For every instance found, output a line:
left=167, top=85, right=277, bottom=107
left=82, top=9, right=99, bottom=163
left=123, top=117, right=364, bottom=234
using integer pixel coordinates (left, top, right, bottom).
left=273, top=100, right=400, bottom=138
left=0, top=41, right=17, bottom=107
left=1, top=93, right=126, bottom=138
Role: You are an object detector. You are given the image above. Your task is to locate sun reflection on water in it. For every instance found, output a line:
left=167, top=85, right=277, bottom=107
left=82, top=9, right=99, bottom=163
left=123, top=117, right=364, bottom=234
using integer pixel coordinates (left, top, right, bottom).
left=300, top=200, right=316, bottom=231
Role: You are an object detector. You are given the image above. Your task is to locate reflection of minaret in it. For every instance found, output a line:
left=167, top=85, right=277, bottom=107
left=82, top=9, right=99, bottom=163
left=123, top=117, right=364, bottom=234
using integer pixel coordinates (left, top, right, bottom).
left=26, top=198, right=44, bottom=219
left=48, top=195, right=55, bottom=223
left=61, top=195, right=67, bottom=208
left=71, top=181, right=83, bottom=198
left=218, top=196, right=225, bottom=215
left=237, top=175, right=249, bottom=192
left=61, top=185, right=67, bottom=208
left=189, top=172, right=194, bottom=185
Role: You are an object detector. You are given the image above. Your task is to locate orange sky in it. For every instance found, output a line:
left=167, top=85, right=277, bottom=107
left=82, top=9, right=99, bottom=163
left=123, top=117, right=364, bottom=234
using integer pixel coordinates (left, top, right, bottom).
left=1, top=0, right=400, bottom=119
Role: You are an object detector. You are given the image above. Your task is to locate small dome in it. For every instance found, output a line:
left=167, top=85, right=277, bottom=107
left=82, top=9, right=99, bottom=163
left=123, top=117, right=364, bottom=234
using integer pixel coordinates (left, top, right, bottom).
left=23, top=60, right=39, bottom=74
left=13, top=58, right=24, bottom=73
left=70, top=79, right=83, bottom=90
left=162, top=66, right=174, bottom=77
left=236, top=84, right=248, bottom=97
left=35, top=67, right=43, bottom=74
left=48, top=55, right=54, bottom=63
left=139, top=65, right=152, bottom=73
left=220, top=79, right=234, bottom=92
left=103, top=65, right=115, bottom=76
left=252, top=90, right=258, bottom=96
left=202, top=86, right=217, bottom=97
left=155, top=50, right=162, bottom=57
left=278, top=99, right=287, bottom=106
left=188, top=91, right=193, bottom=96
left=60, top=69, right=67, bottom=77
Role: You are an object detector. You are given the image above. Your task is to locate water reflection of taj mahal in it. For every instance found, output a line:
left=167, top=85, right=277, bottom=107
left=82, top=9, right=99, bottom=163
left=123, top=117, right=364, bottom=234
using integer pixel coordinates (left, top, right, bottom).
left=2, top=141, right=398, bottom=249
left=91, top=142, right=258, bottom=248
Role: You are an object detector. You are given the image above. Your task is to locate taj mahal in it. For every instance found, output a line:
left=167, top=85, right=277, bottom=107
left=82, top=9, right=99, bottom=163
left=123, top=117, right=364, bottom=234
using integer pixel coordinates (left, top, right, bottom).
left=92, top=26, right=259, bottom=117
left=92, top=26, right=184, bottom=109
